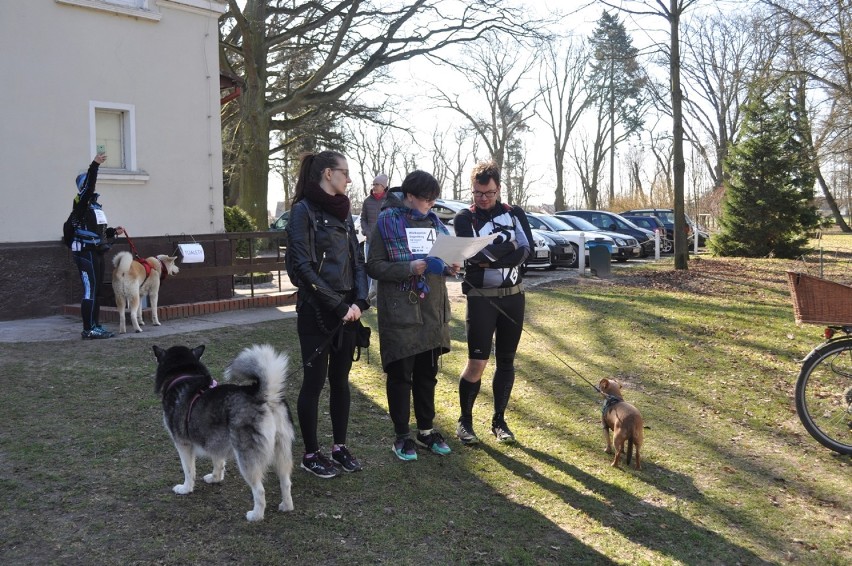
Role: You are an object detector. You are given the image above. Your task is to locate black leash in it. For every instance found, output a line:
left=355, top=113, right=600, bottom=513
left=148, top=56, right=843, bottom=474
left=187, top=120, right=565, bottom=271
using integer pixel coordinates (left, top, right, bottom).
left=283, top=320, right=344, bottom=382
left=446, top=262, right=604, bottom=396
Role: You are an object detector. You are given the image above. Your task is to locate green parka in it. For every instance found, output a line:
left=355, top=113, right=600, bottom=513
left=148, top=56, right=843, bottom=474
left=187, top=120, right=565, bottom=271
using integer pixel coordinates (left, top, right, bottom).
left=366, top=191, right=452, bottom=370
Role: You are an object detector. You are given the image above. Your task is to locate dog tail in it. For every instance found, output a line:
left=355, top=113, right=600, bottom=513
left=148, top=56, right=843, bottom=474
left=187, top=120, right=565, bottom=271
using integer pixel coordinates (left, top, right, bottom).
left=112, top=250, right=133, bottom=271
left=225, top=344, right=288, bottom=404
left=626, top=437, right=634, bottom=465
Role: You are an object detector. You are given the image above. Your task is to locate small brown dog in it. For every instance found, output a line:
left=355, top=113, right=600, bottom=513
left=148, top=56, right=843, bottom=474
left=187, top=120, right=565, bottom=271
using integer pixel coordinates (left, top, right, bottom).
left=112, top=251, right=179, bottom=333
left=599, top=378, right=644, bottom=470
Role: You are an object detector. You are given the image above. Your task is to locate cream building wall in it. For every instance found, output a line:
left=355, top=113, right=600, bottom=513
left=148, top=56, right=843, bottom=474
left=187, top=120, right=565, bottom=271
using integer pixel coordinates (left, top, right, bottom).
left=0, top=0, right=226, bottom=243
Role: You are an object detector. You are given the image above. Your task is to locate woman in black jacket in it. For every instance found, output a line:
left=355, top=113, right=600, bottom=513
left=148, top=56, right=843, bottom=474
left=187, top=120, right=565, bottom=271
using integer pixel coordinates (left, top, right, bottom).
left=286, top=151, right=369, bottom=479
left=70, top=153, right=124, bottom=339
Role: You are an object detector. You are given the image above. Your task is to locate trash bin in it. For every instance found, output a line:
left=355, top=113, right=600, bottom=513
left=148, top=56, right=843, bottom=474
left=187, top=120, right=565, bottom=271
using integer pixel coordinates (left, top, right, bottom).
left=588, top=242, right=611, bottom=277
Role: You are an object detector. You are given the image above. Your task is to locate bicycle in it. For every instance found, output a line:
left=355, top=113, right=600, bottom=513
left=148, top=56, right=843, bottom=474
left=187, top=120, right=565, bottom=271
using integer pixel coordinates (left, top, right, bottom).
left=788, top=271, right=852, bottom=455
left=795, top=325, right=852, bottom=455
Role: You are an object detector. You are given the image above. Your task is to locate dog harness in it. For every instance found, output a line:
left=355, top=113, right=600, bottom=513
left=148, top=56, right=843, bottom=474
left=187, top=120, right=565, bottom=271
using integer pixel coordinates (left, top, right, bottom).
left=164, top=374, right=218, bottom=430
left=135, top=257, right=168, bottom=283
left=601, top=395, right=622, bottom=418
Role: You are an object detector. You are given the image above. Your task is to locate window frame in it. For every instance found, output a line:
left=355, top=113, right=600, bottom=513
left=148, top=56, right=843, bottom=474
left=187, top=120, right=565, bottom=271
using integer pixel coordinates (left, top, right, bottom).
left=89, top=101, right=149, bottom=184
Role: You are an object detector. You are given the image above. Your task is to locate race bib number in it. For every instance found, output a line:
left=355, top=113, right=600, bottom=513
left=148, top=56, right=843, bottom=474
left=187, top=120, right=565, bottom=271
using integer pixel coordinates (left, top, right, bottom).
left=406, top=227, right=436, bottom=255
left=94, top=209, right=108, bottom=225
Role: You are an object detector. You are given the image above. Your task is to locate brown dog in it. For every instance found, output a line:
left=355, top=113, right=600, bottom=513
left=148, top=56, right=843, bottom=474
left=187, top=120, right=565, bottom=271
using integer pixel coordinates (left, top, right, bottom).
left=112, top=251, right=179, bottom=333
left=599, top=378, right=644, bottom=470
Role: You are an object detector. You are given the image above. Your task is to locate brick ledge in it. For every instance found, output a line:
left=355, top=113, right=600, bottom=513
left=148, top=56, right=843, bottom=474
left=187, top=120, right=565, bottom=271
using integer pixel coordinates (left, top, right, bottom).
left=62, top=293, right=297, bottom=323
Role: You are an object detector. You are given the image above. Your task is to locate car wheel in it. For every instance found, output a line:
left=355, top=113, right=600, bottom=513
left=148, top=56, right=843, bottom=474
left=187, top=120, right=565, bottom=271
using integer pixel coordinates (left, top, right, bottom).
left=660, top=238, right=673, bottom=253
left=568, top=243, right=580, bottom=268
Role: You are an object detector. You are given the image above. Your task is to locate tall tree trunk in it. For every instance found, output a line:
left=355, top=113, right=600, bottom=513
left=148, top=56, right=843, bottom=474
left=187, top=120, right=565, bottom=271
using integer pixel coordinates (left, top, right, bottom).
left=816, top=168, right=851, bottom=232
left=671, top=0, right=688, bottom=269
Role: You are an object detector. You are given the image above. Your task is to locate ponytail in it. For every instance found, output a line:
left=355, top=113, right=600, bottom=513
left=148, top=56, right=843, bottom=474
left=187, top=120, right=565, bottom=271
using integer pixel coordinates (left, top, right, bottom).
left=292, top=150, right=345, bottom=206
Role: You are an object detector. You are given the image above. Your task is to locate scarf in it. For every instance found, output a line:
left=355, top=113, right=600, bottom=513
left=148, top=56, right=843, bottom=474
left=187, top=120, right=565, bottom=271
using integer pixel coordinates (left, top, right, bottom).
left=377, top=202, right=450, bottom=298
left=377, top=204, right=449, bottom=262
left=303, top=181, right=351, bottom=221
left=371, top=191, right=385, bottom=200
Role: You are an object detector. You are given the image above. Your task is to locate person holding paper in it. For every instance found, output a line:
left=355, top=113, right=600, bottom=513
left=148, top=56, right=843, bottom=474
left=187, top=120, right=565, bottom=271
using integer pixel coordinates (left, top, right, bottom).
left=453, top=160, right=534, bottom=445
left=366, top=170, right=460, bottom=462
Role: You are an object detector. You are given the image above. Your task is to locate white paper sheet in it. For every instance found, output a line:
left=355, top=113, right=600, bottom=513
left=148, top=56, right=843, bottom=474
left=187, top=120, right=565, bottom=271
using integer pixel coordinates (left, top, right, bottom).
left=427, top=233, right=494, bottom=265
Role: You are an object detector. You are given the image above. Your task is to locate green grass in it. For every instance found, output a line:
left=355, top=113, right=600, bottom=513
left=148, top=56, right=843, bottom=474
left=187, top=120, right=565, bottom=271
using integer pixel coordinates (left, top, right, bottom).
left=1, top=252, right=850, bottom=565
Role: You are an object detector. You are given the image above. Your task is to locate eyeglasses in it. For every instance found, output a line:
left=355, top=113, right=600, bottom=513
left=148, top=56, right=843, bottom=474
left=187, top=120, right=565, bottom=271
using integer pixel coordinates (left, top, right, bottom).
left=473, top=190, right=498, bottom=198
left=330, top=168, right=350, bottom=177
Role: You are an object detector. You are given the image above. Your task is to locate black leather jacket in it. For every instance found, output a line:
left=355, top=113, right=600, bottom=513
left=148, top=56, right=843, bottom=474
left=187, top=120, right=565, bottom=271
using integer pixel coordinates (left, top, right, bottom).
left=287, top=199, right=369, bottom=318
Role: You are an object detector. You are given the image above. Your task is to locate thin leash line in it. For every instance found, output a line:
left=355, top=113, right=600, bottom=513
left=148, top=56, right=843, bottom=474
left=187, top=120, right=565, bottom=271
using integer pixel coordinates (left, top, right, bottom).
left=445, top=261, right=603, bottom=395
left=283, top=320, right=344, bottom=383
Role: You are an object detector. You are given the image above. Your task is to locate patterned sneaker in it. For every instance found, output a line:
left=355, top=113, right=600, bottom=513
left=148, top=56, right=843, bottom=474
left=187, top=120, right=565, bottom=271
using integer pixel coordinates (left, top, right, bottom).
left=456, top=420, right=480, bottom=445
left=391, top=437, right=418, bottom=461
left=491, top=420, right=516, bottom=444
left=331, top=445, right=362, bottom=473
left=415, top=430, right=452, bottom=456
left=82, top=327, right=114, bottom=340
left=300, top=451, right=341, bottom=478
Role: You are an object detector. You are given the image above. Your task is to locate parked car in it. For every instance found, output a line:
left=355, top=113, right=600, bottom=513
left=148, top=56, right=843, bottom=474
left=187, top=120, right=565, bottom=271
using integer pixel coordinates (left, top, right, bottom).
left=525, top=212, right=616, bottom=268
left=553, top=214, right=643, bottom=261
left=431, top=198, right=470, bottom=228
left=270, top=209, right=365, bottom=246
left=619, top=208, right=688, bottom=242
left=556, top=209, right=654, bottom=258
left=622, top=214, right=674, bottom=253
left=524, top=229, right=553, bottom=271
left=534, top=229, right=577, bottom=269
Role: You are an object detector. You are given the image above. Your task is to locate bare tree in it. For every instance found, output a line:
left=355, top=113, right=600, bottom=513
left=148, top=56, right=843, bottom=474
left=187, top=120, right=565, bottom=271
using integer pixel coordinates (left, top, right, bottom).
left=538, top=38, right=592, bottom=211
left=600, top=0, right=701, bottom=269
left=219, top=0, right=533, bottom=229
left=761, top=0, right=852, bottom=231
left=430, top=32, right=541, bottom=203
left=345, top=120, right=414, bottom=197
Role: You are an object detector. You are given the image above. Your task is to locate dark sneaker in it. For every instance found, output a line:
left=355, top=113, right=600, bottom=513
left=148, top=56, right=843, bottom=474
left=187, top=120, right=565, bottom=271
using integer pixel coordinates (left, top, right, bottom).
left=456, top=420, right=480, bottom=445
left=300, top=451, right=341, bottom=478
left=331, top=445, right=362, bottom=473
left=491, top=420, right=516, bottom=444
left=416, top=431, right=452, bottom=455
left=82, top=327, right=114, bottom=340
left=391, top=437, right=418, bottom=461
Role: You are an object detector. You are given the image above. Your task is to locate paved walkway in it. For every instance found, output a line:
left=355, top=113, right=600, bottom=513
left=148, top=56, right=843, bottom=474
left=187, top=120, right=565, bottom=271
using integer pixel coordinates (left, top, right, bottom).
left=0, top=271, right=578, bottom=344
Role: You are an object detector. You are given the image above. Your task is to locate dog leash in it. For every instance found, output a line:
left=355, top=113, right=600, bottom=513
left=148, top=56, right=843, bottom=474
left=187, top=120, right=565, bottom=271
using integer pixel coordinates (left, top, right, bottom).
left=283, top=320, right=345, bottom=382
left=438, top=258, right=605, bottom=396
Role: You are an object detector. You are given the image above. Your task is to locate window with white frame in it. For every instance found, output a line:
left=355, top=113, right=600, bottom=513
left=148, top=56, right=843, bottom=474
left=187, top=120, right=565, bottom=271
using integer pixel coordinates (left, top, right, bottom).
left=90, top=101, right=147, bottom=182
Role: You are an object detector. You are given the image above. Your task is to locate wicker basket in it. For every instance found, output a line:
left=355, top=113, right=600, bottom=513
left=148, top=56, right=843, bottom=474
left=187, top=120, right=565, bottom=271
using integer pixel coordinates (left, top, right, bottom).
left=787, top=271, right=852, bottom=325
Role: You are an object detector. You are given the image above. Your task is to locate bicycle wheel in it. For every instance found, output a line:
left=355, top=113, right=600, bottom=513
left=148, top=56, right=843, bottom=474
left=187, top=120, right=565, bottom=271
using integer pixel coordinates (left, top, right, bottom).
left=796, top=338, right=852, bottom=455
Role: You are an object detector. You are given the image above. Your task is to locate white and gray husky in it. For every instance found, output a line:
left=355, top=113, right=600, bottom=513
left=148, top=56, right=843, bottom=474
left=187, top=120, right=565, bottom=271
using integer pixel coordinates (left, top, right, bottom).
left=152, top=344, right=295, bottom=521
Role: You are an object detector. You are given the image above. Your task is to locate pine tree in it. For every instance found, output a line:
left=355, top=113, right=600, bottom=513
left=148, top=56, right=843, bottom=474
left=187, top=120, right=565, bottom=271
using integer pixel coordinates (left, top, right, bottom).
left=709, top=85, right=820, bottom=258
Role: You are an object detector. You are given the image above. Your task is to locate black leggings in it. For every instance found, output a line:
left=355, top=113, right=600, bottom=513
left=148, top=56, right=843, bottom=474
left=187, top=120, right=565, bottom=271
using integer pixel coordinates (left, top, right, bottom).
left=73, top=249, right=105, bottom=331
left=385, top=348, right=442, bottom=437
left=464, top=293, right=525, bottom=360
left=296, top=301, right=356, bottom=454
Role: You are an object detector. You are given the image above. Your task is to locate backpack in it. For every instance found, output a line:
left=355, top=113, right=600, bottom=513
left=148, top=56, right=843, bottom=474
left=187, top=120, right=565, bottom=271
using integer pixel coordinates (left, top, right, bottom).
left=284, top=201, right=317, bottom=287
left=62, top=205, right=82, bottom=248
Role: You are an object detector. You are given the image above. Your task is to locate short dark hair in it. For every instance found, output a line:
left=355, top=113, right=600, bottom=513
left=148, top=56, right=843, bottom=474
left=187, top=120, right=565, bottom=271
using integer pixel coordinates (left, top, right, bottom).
left=470, top=160, right=501, bottom=188
left=401, top=170, right=440, bottom=201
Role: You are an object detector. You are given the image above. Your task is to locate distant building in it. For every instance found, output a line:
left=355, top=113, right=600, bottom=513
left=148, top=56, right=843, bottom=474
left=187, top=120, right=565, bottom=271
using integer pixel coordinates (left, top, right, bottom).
left=0, top=0, right=227, bottom=319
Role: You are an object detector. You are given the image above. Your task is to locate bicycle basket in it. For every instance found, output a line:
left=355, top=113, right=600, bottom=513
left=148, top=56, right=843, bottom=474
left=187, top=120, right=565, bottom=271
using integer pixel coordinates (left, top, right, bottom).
left=787, top=271, right=852, bottom=325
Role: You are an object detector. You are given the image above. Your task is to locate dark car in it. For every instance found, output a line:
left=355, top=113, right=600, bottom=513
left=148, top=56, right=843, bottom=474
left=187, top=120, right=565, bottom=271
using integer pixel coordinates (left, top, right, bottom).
left=534, top=229, right=578, bottom=269
left=556, top=210, right=654, bottom=258
left=553, top=214, right=643, bottom=261
left=620, top=208, right=690, bottom=242
left=622, top=214, right=673, bottom=254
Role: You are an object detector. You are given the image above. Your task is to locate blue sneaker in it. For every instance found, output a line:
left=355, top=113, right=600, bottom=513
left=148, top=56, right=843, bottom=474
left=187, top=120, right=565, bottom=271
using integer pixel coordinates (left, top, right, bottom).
left=82, top=327, right=114, bottom=340
left=416, top=430, right=452, bottom=455
left=392, top=437, right=418, bottom=461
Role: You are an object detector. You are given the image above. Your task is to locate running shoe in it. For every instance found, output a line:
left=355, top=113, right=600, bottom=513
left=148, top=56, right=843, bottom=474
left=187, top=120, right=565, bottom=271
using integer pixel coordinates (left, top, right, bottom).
left=331, top=445, right=362, bottom=473
left=391, top=437, right=418, bottom=461
left=81, top=327, right=114, bottom=340
left=491, top=420, right=516, bottom=444
left=416, top=430, right=452, bottom=455
left=300, top=451, right=341, bottom=478
left=456, top=419, right=480, bottom=445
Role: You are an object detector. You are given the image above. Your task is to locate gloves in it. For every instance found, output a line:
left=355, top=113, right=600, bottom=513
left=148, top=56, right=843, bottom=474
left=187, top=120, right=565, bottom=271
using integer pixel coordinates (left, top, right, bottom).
left=491, top=229, right=513, bottom=244
left=424, top=256, right=445, bottom=275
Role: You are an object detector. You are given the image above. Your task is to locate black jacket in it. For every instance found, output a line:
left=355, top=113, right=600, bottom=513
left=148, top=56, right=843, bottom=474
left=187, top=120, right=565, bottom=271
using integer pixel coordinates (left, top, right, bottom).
left=72, top=160, right=119, bottom=252
left=287, top=199, right=369, bottom=318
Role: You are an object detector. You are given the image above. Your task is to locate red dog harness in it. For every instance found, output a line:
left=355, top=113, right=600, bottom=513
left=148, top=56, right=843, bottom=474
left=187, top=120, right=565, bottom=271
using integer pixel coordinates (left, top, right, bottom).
left=164, top=374, right=218, bottom=430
